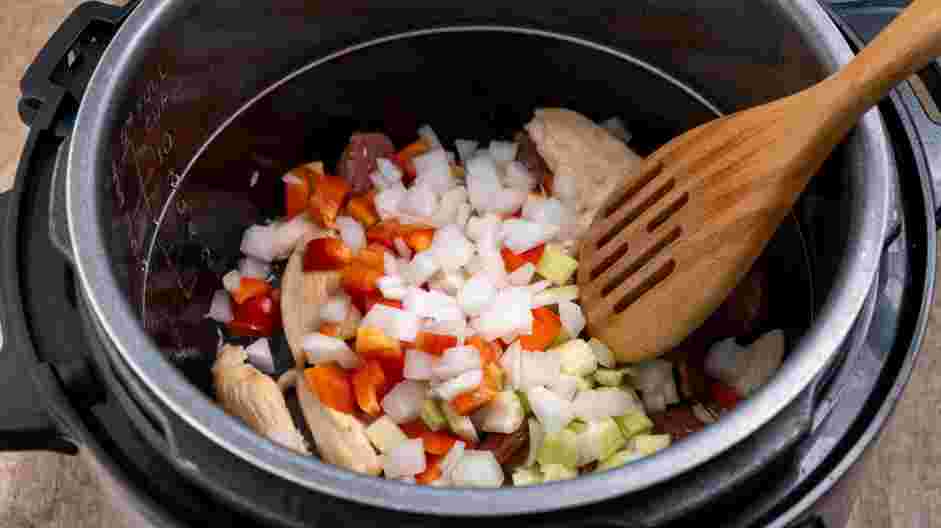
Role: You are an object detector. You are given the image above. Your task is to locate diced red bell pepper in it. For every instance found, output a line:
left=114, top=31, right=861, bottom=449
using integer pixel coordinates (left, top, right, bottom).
left=467, top=335, right=503, bottom=364
left=304, top=237, right=353, bottom=272
left=365, top=220, right=402, bottom=250
left=519, top=307, right=562, bottom=351
left=356, top=326, right=403, bottom=361
left=270, top=288, right=282, bottom=304
left=231, top=277, right=273, bottom=305
left=351, top=360, right=386, bottom=416
left=284, top=167, right=312, bottom=218
left=346, top=190, right=380, bottom=228
left=415, top=453, right=443, bottom=485
left=227, top=294, right=278, bottom=337
left=342, top=264, right=383, bottom=298
left=501, top=244, right=545, bottom=273
left=393, top=139, right=431, bottom=184
left=710, top=381, right=742, bottom=411
left=318, top=322, right=341, bottom=338
left=305, top=364, right=355, bottom=414
left=399, top=419, right=431, bottom=439
left=404, top=228, right=435, bottom=252
left=421, top=431, right=460, bottom=456
left=416, top=332, right=458, bottom=356
left=354, top=243, right=387, bottom=273
left=353, top=290, right=404, bottom=314
left=380, top=354, right=406, bottom=389
left=450, top=363, right=503, bottom=416
left=308, top=169, right=351, bottom=228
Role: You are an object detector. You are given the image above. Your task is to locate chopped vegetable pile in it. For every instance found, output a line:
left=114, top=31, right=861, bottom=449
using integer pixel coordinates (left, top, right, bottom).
left=205, top=109, right=786, bottom=487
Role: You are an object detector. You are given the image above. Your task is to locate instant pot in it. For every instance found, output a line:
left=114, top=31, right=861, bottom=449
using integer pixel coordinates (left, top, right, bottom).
left=1, top=1, right=938, bottom=526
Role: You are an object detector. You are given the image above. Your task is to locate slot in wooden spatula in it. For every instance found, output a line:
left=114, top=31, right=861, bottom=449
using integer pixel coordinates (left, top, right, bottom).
left=578, top=0, right=941, bottom=363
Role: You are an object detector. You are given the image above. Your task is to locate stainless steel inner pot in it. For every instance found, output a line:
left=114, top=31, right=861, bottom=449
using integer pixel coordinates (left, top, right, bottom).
left=66, top=0, right=889, bottom=516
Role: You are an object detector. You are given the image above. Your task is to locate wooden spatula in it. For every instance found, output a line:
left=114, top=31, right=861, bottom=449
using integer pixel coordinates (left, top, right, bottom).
left=578, top=0, right=941, bottom=364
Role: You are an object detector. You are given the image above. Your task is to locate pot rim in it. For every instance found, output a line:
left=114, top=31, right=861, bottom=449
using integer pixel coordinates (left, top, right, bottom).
left=67, top=0, right=889, bottom=516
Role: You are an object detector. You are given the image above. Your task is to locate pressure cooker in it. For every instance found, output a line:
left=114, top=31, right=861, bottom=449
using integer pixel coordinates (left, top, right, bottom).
left=1, top=0, right=937, bottom=526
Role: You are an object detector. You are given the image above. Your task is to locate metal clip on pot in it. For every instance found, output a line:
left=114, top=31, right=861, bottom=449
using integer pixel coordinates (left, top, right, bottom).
left=0, top=1, right=137, bottom=453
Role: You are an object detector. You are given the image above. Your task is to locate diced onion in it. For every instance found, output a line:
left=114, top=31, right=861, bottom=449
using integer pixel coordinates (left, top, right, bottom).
left=572, top=388, right=642, bottom=422
left=361, top=304, right=421, bottom=342
left=507, top=263, right=536, bottom=286
left=336, top=216, right=365, bottom=254
left=431, top=346, right=481, bottom=380
left=382, top=437, right=426, bottom=478
left=413, top=149, right=453, bottom=195
left=488, top=141, right=519, bottom=163
left=375, top=183, right=407, bottom=220
left=431, top=187, right=468, bottom=227
left=466, top=154, right=503, bottom=214
left=455, top=203, right=472, bottom=228
left=403, top=250, right=440, bottom=286
left=302, top=333, right=360, bottom=369
left=429, top=270, right=466, bottom=296
left=450, top=450, right=504, bottom=487
left=402, top=184, right=439, bottom=218
left=475, top=287, right=533, bottom=341
left=526, top=386, right=574, bottom=434
left=433, top=369, right=483, bottom=400
left=240, top=215, right=312, bottom=262
left=206, top=290, right=234, bottom=323
left=532, top=285, right=579, bottom=308
left=222, top=270, right=242, bottom=293
left=403, top=287, right=464, bottom=321
left=588, top=338, right=616, bottom=369
left=394, top=237, right=413, bottom=259
left=457, top=273, right=497, bottom=317
left=404, top=349, right=435, bottom=381
left=490, top=188, right=528, bottom=215
left=549, top=374, right=579, bottom=401
left=321, top=294, right=351, bottom=324
left=245, top=338, right=275, bottom=374
left=382, top=381, right=428, bottom=423
left=502, top=219, right=558, bottom=254
left=632, top=360, right=675, bottom=393
left=522, top=195, right=567, bottom=227
left=525, top=418, right=544, bottom=467
left=384, top=252, right=400, bottom=276
left=429, top=224, right=474, bottom=271
left=558, top=301, right=586, bottom=338
left=238, top=257, right=270, bottom=279
left=439, top=440, right=467, bottom=480
left=455, top=139, right=478, bottom=164
left=377, top=275, right=407, bottom=300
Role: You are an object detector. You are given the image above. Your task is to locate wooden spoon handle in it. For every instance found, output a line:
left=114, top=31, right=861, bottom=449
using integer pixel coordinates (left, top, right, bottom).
left=830, top=0, right=941, bottom=116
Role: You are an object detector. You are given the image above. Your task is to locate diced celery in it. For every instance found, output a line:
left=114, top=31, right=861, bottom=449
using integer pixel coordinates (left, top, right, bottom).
left=512, top=467, right=543, bottom=486
left=537, top=244, right=579, bottom=285
left=614, top=411, right=655, bottom=439
left=525, top=418, right=544, bottom=467
left=365, top=416, right=408, bottom=453
left=552, top=339, right=598, bottom=377
left=575, top=376, right=595, bottom=392
left=630, top=434, right=671, bottom=455
left=541, top=463, right=578, bottom=482
left=587, top=337, right=615, bottom=368
left=537, top=429, right=578, bottom=468
left=595, top=449, right=646, bottom=472
left=575, top=418, right=626, bottom=466
left=421, top=399, right=448, bottom=431
left=442, top=400, right=479, bottom=443
left=535, top=285, right=579, bottom=306
left=517, top=390, right=532, bottom=415
left=594, top=368, right=632, bottom=387
left=566, top=420, right=588, bottom=434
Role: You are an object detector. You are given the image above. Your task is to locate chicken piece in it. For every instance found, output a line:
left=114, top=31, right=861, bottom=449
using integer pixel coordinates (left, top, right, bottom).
left=212, top=345, right=309, bottom=454
left=296, top=370, right=382, bottom=476
left=525, top=108, right=644, bottom=242
left=281, top=231, right=343, bottom=369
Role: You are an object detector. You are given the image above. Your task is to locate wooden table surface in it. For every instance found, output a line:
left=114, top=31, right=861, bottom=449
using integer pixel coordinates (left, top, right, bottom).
left=0, top=1, right=937, bottom=526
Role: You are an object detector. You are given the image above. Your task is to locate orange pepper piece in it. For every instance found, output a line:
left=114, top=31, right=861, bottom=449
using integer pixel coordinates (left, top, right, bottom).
left=394, top=139, right=431, bottom=184
left=231, top=277, right=272, bottom=305
left=342, top=264, right=383, bottom=298
left=353, top=243, right=387, bottom=273
left=416, top=332, right=458, bottom=356
left=305, top=364, right=355, bottom=414
left=450, top=363, right=503, bottom=416
left=404, top=228, right=435, bottom=252
left=415, top=454, right=443, bottom=485
left=346, top=190, right=380, bottom=228
left=351, top=360, right=386, bottom=416
left=421, top=431, right=460, bottom=456
left=365, top=220, right=402, bottom=250
left=467, top=335, right=503, bottom=363
left=501, top=244, right=545, bottom=273
left=519, top=307, right=562, bottom=351
left=307, top=167, right=351, bottom=229
left=318, top=322, right=341, bottom=338
left=284, top=166, right=312, bottom=218
left=303, top=237, right=353, bottom=272
left=355, top=326, right=403, bottom=361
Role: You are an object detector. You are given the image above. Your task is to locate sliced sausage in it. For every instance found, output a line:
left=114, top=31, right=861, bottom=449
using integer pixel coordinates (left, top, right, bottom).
left=337, top=133, right=396, bottom=193
left=478, top=426, right=529, bottom=465
left=649, top=405, right=707, bottom=441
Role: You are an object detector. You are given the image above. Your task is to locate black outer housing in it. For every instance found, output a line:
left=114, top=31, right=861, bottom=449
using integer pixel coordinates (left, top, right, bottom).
left=0, top=2, right=936, bottom=527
